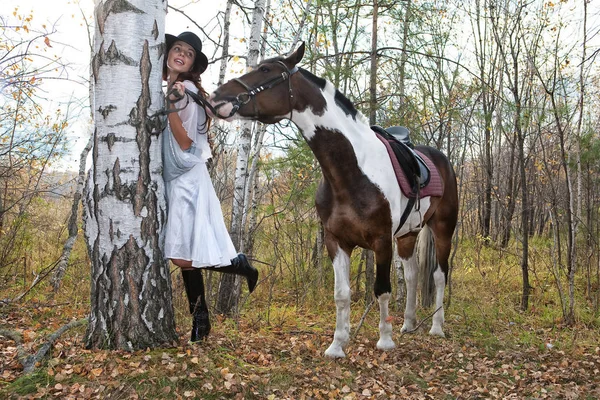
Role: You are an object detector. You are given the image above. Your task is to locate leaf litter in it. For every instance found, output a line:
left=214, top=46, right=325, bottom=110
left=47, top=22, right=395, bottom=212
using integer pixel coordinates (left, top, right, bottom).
left=1, top=303, right=600, bottom=399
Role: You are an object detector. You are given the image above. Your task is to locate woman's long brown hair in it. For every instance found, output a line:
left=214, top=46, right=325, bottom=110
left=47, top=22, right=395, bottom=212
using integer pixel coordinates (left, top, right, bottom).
left=162, top=51, right=212, bottom=131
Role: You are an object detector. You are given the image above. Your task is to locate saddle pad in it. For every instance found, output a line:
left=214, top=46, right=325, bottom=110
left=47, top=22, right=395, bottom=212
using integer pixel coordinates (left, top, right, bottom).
left=376, top=134, right=443, bottom=198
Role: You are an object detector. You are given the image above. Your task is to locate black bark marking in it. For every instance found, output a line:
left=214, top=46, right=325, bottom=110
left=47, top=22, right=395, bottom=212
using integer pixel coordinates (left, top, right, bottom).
left=98, top=105, right=116, bottom=119
left=134, top=39, right=158, bottom=248
left=91, top=42, right=102, bottom=84
left=152, top=20, right=159, bottom=40
left=86, top=234, right=176, bottom=350
left=106, top=132, right=116, bottom=151
left=105, top=40, right=137, bottom=66
left=96, top=0, right=144, bottom=35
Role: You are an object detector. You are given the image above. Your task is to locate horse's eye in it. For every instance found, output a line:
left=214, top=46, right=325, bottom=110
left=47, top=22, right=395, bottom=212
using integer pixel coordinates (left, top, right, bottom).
left=259, top=66, right=270, bottom=73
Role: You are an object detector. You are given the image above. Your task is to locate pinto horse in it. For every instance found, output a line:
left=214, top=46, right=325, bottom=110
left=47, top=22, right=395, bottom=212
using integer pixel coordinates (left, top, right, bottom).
left=207, top=43, right=458, bottom=358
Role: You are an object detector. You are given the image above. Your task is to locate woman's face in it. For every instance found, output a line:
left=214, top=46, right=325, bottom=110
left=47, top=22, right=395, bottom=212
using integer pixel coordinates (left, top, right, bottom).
left=167, top=40, right=196, bottom=77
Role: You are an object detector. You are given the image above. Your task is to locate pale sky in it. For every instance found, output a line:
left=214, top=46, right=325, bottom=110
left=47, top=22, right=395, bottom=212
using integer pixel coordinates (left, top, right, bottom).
left=3, top=0, right=235, bottom=171
left=12, top=0, right=597, bottom=173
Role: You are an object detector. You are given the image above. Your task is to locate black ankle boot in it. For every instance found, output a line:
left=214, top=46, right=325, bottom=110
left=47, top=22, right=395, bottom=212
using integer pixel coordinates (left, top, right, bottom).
left=181, top=269, right=211, bottom=342
left=232, top=254, right=259, bottom=293
left=206, top=253, right=259, bottom=293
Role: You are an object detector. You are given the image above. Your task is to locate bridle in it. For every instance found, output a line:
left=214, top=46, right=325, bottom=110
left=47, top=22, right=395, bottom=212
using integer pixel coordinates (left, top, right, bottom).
left=145, top=60, right=298, bottom=134
left=212, top=60, right=299, bottom=119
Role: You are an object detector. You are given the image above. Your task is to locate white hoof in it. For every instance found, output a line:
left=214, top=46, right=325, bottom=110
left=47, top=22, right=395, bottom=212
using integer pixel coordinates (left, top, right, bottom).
left=324, top=344, right=346, bottom=358
left=401, top=321, right=417, bottom=334
left=376, top=338, right=396, bottom=351
left=429, top=326, right=446, bottom=338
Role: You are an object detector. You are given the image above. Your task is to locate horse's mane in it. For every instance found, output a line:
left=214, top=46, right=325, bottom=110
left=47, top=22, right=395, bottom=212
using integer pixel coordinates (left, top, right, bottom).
left=259, top=57, right=369, bottom=125
left=298, top=68, right=369, bottom=125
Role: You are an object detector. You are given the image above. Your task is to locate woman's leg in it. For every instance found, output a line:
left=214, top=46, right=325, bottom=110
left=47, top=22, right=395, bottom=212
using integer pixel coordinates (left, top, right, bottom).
left=204, top=254, right=259, bottom=293
left=176, top=261, right=210, bottom=342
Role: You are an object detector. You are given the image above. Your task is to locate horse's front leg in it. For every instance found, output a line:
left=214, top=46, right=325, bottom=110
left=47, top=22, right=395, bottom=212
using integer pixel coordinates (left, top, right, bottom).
left=374, top=243, right=395, bottom=351
left=324, top=247, right=351, bottom=358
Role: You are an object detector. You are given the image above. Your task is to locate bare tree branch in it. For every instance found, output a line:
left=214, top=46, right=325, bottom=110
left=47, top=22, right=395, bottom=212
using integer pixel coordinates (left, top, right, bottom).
left=0, top=318, right=88, bottom=374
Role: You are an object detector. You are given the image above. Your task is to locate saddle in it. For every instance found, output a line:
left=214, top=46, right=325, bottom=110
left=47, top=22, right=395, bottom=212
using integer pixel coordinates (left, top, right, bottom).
left=372, top=125, right=444, bottom=234
left=371, top=125, right=430, bottom=198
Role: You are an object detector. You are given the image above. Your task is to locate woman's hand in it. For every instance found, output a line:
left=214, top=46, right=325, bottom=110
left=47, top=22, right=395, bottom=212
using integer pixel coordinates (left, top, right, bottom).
left=168, top=81, right=185, bottom=102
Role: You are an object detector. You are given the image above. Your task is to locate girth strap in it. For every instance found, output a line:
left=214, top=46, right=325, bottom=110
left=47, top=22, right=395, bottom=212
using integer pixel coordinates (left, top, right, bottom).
left=395, top=197, right=416, bottom=236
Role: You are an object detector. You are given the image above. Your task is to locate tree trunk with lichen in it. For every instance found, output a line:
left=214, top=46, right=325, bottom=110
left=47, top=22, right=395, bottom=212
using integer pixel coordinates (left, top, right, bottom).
left=84, top=0, right=177, bottom=350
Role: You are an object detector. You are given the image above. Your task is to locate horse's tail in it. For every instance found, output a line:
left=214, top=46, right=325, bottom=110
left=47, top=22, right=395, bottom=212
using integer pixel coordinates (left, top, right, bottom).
left=417, top=224, right=436, bottom=308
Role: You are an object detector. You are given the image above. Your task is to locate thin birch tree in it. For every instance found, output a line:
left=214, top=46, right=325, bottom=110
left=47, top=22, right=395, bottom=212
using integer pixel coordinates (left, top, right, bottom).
left=216, top=0, right=266, bottom=316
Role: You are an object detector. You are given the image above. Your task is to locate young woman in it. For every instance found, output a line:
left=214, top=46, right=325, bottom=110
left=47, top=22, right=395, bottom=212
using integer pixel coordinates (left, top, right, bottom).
left=162, top=31, right=258, bottom=342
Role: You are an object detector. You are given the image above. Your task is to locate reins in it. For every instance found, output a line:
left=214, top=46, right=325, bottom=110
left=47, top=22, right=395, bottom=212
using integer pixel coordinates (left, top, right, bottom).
left=146, top=60, right=298, bottom=134
left=145, top=87, right=190, bottom=135
left=146, top=86, right=212, bottom=135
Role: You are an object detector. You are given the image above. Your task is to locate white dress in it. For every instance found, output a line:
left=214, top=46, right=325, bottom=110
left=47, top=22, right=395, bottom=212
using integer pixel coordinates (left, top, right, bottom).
left=163, top=80, right=238, bottom=268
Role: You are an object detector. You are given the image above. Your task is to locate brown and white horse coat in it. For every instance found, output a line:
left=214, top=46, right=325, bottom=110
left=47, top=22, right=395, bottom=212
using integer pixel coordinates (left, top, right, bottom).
left=208, top=43, right=458, bottom=358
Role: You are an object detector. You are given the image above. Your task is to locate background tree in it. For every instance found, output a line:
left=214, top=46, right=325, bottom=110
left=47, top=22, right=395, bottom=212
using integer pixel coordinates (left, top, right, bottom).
left=215, top=0, right=267, bottom=316
left=0, top=10, right=75, bottom=295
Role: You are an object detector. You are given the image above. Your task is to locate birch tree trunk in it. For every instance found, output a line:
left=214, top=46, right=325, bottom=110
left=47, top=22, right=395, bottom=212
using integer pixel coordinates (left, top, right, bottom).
left=394, top=0, right=411, bottom=309
left=474, top=0, right=497, bottom=242
left=84, top=0, right=177, bottom=350
left=398, top=0, right=411, bottom=122
left=570, top=0, right=587, bottom=322
left=369, top=0, right=378, bottom=126
left=210, top=0, right=233, bottom=164
left=51, top=134, right=93, bottom=291
left=363, top=0, right=379, bottom=306
left=216, top=0, right=266, bottom=315
left=244, top=0, right=271, bottom=251
left=217, top=0, right=233, bottom=88
left=290, top=0, right=313, bottom=52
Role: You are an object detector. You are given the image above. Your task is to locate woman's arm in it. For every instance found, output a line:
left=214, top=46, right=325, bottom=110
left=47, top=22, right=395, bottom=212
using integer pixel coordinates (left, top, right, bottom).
left=167, top=105, right=193, bottom=150
left=166, top=81, right=195, bottom=150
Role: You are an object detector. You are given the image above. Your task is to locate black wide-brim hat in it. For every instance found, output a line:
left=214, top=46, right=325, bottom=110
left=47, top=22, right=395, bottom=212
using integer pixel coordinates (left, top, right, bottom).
left=165, top=31, right=209, bottom=74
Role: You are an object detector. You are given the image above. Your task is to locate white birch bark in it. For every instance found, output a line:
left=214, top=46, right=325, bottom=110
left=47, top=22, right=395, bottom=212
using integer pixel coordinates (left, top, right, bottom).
left=84, top=0, right=176, bottom=349
left=218, top=0, right=233, bottom=88
left=290, top=0, right=313, bottom=52
left=51, top=134, right=93, bottom=291
left=209, top=0, right=233, bottom=173
left=243, top=0, right=271, bottom=254
left=217, top=0, right=266, bottom=315
left=569, top=0, right=588, bottom=322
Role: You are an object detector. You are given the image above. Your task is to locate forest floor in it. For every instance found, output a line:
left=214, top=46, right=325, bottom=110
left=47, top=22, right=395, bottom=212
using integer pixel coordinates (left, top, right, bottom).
left=1, top=297, right=600, bottom=400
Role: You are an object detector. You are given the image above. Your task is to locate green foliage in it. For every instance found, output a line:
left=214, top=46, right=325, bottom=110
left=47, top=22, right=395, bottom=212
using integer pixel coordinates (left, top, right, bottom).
left=579, top=131, right=600, bottom=169
left=0, top=191, right=77, bottom=295
left=4, top=370, right=55, bottom=397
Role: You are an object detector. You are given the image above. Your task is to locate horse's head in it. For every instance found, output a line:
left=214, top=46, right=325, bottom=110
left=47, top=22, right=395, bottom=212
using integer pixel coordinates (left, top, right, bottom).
left=208, top=42, right=305, bottom=124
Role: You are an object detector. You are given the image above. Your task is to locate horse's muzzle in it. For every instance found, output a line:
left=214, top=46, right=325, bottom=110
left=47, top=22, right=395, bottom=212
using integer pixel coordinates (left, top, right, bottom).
left=207, top=94, right=238, bottom=121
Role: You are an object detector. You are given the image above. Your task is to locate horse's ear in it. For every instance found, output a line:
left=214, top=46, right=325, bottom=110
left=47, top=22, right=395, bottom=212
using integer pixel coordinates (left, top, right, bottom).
left=291, top=41, right=305, bottom=64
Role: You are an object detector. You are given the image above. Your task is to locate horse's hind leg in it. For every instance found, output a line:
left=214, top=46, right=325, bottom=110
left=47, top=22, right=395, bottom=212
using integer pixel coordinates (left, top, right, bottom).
left=324, top=241, right=352, bottom=358
left=373, top=240, right=395, bottom=351
left=429, top=231, right=452, bottom=337
left=400, top=254, right=418, bottom=333
left=430, top=264, right=446, bottom=337
left=396, top=234, right=418, bottom=333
